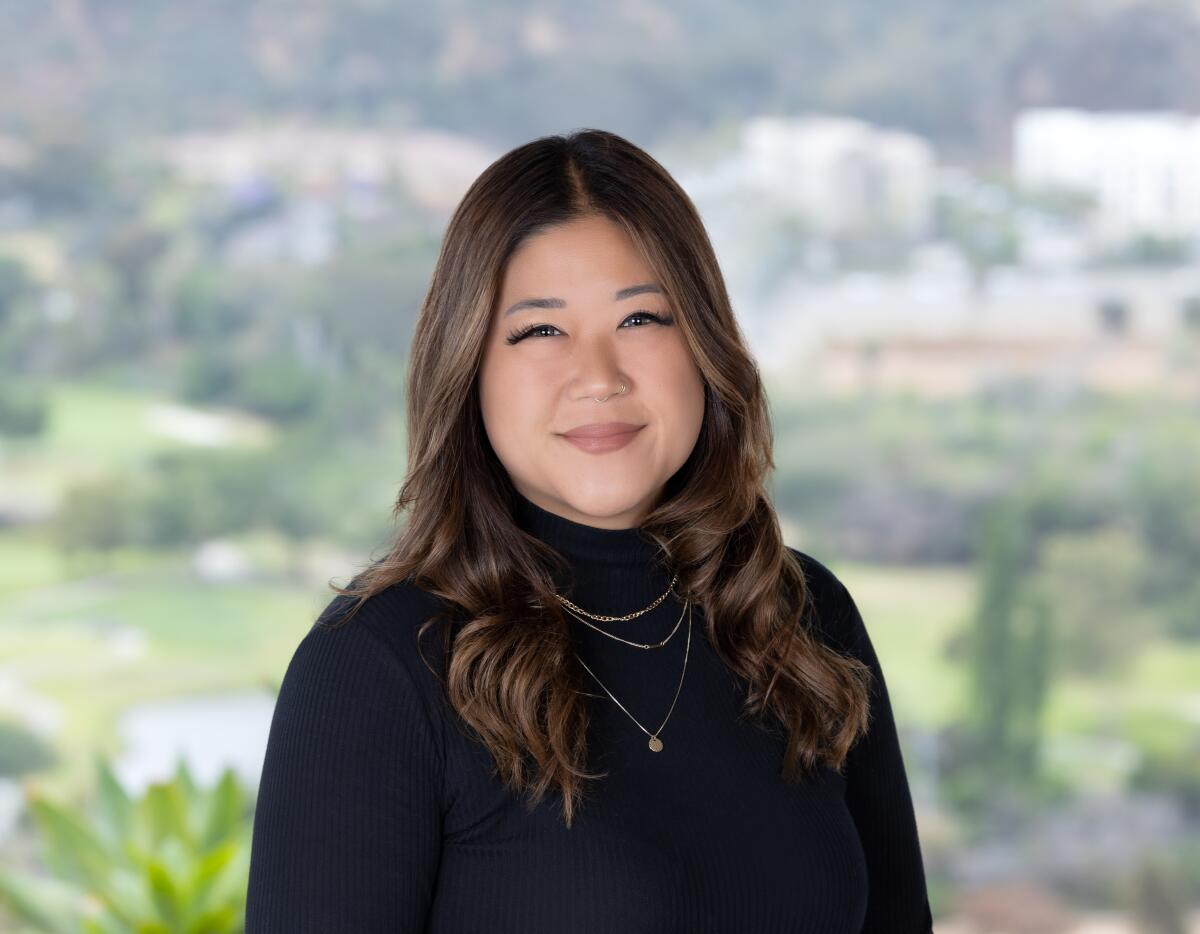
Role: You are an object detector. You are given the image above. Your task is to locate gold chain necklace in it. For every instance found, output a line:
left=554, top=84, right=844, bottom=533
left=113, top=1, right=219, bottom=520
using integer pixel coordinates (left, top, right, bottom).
left=560, top=596, right=687, bottom=649
left=557, top=573, right=678, bottom=621
left=573, top=602, right=692, bottom=752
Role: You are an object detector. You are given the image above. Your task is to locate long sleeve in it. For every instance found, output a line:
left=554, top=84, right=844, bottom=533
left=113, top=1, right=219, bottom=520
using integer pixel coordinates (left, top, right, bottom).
left=245, top=604, right=445, bottom=933
left=835, top=577, right=934, bottom=933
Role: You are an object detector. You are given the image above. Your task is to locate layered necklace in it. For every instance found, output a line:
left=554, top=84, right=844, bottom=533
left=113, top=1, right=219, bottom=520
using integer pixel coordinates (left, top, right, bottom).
left=557, top=572, right=691, bottom=753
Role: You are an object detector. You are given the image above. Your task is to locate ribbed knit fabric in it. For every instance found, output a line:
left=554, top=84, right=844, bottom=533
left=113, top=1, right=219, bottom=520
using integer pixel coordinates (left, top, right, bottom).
left=244, top=489, right=933, bottom=932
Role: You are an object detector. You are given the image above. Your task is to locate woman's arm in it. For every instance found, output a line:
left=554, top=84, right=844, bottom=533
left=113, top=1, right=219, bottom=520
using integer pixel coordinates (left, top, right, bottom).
left=245, top=601, right=445, bottom=932
left=835, top=577, right=934, bottom=933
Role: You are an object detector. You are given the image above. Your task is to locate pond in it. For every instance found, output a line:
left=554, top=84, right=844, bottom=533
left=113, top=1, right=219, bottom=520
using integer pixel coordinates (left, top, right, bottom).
left=0, top=689, right=277, bottom=849
left=111, top=689, right=277, bottom=796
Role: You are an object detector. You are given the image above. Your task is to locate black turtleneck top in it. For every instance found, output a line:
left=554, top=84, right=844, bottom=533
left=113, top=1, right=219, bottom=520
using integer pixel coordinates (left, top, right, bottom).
left=245, top=491, right=933, bottom=933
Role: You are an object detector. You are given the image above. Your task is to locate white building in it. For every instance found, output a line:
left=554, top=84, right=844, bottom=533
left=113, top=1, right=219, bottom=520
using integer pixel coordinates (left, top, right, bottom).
left=736, top=114, right=937, bottom=239
left=1013, top=107, right=1200, bottom=246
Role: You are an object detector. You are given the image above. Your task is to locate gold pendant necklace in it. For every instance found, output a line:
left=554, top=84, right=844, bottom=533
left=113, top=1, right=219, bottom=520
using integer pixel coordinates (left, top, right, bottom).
left=573, top=602, right=692, bottom=752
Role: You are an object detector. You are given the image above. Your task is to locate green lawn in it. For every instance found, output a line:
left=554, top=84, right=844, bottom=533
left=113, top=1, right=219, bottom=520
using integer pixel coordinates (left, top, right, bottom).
left=0, top=380, right=274, bottom=524
left=3, top=534, right=1197, bottom=804
left=2, top=378, right=1196, bottom=809
left=0, top=538, right=322, bottom=802
left=833, top=560, right=973, bottom=728
left=834, top=559, right=1200, bottom=794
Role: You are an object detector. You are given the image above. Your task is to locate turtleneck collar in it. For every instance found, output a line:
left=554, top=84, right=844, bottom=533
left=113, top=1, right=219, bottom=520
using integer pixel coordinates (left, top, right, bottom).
left=513, top=487, right=666, bottom=570
left=511, top=486, right=680, bottom=618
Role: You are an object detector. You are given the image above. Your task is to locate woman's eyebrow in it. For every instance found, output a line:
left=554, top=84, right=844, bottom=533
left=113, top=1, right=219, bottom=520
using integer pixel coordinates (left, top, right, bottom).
left=502, top=283, right=662, bottom=318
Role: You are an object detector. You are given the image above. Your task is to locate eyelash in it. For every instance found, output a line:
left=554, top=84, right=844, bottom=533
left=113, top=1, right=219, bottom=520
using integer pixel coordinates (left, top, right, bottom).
left=505, top=311, right=675, bottom=345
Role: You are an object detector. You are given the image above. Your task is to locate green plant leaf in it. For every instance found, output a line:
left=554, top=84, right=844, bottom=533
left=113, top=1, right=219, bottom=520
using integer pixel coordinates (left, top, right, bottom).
left=199, top=769, right=243, bottom=850
left=142, top=782, right=193, bottom=849
left=185, top=904, right=238, bottom=934
left=0, top=866, right=86, bottom=934
left=193, top=837, right=250, bottom=921
left=173, top=758, right=199, bottom=802
left=188, top=840, right=237, bottom=912
left=27, top=795, right=117, bottom=887
left=82, top=900, right=146, bottom=934
left=145, top=859, right=184, bottom=930
left=100, top=866, right=157, bottom=928
left=16, top=756, right=254, bottom=934
left=94, top=755, right=135, bottom=848
left=157, top=837, right=193, bottom=887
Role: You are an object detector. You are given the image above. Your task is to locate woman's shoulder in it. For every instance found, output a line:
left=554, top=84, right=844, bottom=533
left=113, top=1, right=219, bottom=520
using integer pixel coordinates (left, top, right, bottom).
left=309, top=575, right=453, bottom=677
left=259, top=577, right=450, bottom=832
left=277, top=577, right=455, bottom=755
left=784, top=545, right=847, bottom=598
left=783, top=545, right=865, bottom=658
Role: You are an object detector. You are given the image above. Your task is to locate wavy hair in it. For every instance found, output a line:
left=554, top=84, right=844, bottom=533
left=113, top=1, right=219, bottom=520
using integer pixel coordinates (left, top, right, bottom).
left=327, top=128, right=872, bottom=829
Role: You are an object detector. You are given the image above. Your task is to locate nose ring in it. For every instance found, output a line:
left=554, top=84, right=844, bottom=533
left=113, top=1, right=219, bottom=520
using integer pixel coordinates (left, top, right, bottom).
left=593, top=383, right=628, bottom=403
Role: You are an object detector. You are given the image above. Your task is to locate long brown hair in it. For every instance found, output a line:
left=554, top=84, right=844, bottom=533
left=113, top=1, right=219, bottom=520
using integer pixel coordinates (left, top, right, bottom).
left=327, top=128, right=872, bottom=829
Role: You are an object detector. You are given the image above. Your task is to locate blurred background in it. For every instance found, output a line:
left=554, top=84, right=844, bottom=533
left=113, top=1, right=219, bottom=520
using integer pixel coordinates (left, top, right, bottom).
left=0, top=1, right=1198, bottom=931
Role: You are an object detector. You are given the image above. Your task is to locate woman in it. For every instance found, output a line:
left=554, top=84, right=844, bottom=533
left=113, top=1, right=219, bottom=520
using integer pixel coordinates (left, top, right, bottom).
left=244, top=128, right=933, bottom=933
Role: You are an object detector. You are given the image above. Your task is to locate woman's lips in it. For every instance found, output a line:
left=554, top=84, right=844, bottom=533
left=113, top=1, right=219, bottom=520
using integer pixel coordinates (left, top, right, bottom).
left=559, top=424, right=645, bottom=453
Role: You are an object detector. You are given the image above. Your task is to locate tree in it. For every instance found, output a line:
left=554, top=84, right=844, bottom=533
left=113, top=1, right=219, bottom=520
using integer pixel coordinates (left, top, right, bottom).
left=0, top=255, right=32, bottom=328
left=1030, top=527, right=1154, bottom=677
left=949, top=498, right=1055, bottom=814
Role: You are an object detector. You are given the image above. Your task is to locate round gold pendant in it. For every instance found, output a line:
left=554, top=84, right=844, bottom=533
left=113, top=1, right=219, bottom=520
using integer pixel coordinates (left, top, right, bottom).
left=648, top=735, right=663, bottom=752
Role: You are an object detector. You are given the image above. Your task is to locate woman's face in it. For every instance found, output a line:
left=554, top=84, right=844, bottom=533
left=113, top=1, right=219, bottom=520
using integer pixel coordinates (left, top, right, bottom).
left=478, top=214, right=706, bottom=529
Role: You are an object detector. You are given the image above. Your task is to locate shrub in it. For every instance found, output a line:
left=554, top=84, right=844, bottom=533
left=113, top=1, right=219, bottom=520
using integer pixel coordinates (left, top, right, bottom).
left=0, top=756, right=252, bottom=933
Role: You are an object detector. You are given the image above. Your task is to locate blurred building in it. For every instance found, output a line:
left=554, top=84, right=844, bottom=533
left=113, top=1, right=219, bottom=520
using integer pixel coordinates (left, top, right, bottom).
left=1013, top=107, right=1200, bottom=247
left=761, top=266, right=1200, bottom=399
left=737, top=114, right=937, bottom=239
left=152, top=125, right=496, bottom=217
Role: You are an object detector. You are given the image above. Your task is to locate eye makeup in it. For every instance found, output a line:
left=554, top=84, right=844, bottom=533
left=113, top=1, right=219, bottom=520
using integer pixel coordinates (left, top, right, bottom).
left=505, top=311, right=675, bottom=345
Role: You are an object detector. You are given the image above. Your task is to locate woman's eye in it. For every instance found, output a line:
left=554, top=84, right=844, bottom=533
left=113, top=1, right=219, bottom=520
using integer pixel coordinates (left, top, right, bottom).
left=505, top=323, right=561, bottom=343
left=505, top=311, right=674, bottom=345
left=623, top=312, right=670, bottom=328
